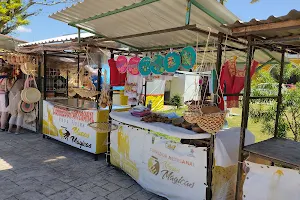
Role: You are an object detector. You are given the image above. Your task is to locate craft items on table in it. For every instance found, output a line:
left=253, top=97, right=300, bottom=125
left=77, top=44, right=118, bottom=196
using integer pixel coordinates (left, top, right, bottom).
left=150, top=54, right=165, bottom=75
left=181, top=46, right=196, bottom=70
left=164, top=51, right=181, bottom=73
left=129, top=106, right=150, bottom=117
left=108, top=58, right=126, bottom=86
left=128, top=57, right=140, bottom=75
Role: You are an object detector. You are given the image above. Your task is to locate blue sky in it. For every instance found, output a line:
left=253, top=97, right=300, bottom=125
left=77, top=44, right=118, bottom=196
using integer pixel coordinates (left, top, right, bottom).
left=12, top=0, right=299, bottom=42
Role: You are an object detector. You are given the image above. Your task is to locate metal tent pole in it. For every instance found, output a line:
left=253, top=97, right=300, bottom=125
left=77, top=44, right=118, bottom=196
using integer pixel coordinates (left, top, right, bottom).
left=107, top=52, right=114, bottom=165
left=235, top=36, right=254, bottom=200
left=42, top=51, right=47, bottom=138
left=274, top=48, right=286, bottom=138
left=38, top=61, right=42, bottom=134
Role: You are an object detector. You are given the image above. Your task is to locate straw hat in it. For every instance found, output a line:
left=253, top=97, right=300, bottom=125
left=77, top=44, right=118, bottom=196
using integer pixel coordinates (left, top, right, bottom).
left=19, top=101, right=35, bottom=113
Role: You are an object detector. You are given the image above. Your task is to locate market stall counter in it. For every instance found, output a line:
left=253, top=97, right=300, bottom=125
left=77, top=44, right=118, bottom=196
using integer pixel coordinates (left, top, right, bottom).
left=109, top=111, right=211, bottom=200
left=42, top=99, right=129, bottom=158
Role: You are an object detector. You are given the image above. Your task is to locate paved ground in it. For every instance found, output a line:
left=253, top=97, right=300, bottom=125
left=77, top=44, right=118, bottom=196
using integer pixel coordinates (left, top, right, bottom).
left=0, top=131, right=165, bottom=200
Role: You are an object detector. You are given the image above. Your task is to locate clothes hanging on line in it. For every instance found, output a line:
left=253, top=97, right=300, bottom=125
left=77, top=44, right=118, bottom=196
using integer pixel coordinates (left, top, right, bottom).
left=218, top=59, right=259, bottom=110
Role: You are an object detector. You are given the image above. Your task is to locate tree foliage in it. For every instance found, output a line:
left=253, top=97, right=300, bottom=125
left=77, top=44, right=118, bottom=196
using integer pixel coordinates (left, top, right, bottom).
left=271, top=63, right=300, bottom=84
left=250, top=83, right=300, bottom=141
left=0, top=0, right=79, bottom=35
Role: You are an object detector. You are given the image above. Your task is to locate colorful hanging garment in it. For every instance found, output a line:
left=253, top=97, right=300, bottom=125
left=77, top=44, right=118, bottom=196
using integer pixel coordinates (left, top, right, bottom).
left=218, top=59, right=259, bottom=110
left=108, top=58, right=126, bottom=86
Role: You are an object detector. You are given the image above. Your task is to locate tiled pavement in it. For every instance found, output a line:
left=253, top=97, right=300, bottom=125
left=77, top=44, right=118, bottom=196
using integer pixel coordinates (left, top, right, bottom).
left=0, top=131, right=165, bottom=200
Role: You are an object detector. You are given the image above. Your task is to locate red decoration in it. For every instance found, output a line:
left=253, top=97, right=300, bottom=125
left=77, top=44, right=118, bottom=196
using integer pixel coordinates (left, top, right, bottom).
left=108, top=58, right=126, bottom=86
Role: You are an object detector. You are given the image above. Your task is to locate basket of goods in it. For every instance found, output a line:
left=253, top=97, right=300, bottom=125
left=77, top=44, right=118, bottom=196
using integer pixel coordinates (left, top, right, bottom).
left=197, top=106, right=226, bottom=134
left=88, top=122, right=118, bottom=133
left=183, top=110, right=202, bottom=124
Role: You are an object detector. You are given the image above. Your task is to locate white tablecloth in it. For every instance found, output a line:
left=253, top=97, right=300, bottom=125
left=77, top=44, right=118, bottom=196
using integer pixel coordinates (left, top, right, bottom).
left=110, top=111, right=211, bottom=140
left=215, top=128, right=255, bottom=167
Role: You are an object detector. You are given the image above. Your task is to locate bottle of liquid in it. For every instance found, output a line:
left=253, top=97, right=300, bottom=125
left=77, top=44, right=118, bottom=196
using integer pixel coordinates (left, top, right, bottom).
left=147, top=100, right=152, bottom=110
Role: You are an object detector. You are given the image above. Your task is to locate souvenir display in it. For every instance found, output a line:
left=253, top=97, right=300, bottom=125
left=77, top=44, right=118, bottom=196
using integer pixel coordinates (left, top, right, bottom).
left=163, top=52, right=181, bottom=72
left=128, top=57, right=140, bottom=75
left=150, top=54, right=165, bottom=75
left=19, top=101, right=35, bottom=113
left=138, top=56, right=152, bottom=76
left=181, top=46, right=196, bottom=69
left=116, top=55, right=128, bottom=74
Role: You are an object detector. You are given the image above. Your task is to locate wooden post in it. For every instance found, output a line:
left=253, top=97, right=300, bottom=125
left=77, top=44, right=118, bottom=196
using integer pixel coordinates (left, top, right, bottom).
left=235, top=36, right=254, bottom=200
left=274, top=48, right=285, bottom=138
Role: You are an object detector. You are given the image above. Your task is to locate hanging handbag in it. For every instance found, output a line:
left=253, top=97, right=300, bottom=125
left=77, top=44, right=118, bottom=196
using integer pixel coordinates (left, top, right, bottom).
left=5, top=79, right=9, bottom=107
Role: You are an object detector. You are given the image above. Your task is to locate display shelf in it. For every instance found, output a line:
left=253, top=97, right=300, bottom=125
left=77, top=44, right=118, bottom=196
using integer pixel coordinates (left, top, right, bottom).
left=243, top=137, right=300, bottom=167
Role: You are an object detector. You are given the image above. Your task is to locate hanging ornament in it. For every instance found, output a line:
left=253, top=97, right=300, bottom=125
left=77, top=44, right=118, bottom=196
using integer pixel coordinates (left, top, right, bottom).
left=150, top=54, right=165, bottom=75
left=138, top=56, right=151, bottom=76
left=164, top=52, right=181, bottom=72
left=128, top=57, right=140, bottom=75
left=116, top=55, right=128, bottom=74
left=181, top=46, right=196, bottom=69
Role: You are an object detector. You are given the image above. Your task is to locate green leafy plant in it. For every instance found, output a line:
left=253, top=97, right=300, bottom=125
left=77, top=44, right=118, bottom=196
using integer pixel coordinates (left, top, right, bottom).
left=169, top=94, right=182, bottom=109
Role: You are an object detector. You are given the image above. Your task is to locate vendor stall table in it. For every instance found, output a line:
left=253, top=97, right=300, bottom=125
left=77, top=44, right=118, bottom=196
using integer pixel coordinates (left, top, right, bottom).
left=42, top=99, right=129, bottom=159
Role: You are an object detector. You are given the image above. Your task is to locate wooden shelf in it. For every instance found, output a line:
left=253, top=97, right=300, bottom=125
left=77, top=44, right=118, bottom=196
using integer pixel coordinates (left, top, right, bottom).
left=243, top=137, right=300, bottom=167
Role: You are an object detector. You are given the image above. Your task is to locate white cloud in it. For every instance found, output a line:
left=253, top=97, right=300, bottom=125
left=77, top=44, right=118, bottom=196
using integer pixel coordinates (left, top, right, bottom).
left=16, top=26, right=32, bottom=33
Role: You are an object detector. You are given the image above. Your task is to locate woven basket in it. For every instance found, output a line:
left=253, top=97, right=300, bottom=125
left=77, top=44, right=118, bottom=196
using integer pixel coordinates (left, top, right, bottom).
left=197, top=112, right=226, bottom=134
left=73, top=88, right=100, bottom=98
left=183, top=111, right=202, bottom=124
left=187, top=104, right=202, bottom=111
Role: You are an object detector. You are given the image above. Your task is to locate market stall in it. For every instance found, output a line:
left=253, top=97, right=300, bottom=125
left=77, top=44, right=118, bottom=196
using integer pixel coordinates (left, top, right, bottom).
left=49, top=0, right=290, bottom=199
left=225, top=10, right=300, bottom=200
left=16, top=34, right=130, bottom=159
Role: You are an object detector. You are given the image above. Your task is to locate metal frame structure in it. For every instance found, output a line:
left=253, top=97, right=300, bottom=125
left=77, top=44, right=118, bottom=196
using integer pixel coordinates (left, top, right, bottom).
left=224, top=11, right=300, bottom=200
left=51, top=0, right=296, bottom=200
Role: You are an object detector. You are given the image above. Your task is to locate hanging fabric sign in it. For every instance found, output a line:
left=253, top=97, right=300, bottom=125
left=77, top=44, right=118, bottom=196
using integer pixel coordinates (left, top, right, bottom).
left=164, top=52, right=181, bottom=73
left=116, top=56, right=128, bottom=74
left=150, top=54, right=165, bottom=75
left=128, top=57, right=140, bottom=75
left=181, top=46, right=196, bottom=69
left=138, top=57, right=152, bottom=76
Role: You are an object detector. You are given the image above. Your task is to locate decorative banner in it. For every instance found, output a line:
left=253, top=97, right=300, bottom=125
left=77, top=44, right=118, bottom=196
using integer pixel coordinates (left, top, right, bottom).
left=43, top=100, right=98, bottom=153
left=138, top=56, right=152, bottom=76
left=128, top=57, right=140, bottom=75
left=110, top=121, right=207, bottom=200
left=150, top=54, right=165, bottom=75
left=116, top=56, right=128, bottom=74
left=181, top=46, right=196, bottom=69
left=164, top=52, right=181, bottom=72
left=243, top=162, right=300, bottom=200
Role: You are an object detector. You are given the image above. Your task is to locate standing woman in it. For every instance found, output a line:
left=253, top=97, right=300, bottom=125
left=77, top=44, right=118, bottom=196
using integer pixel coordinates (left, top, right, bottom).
left=0, top=68, right=13, bottom=131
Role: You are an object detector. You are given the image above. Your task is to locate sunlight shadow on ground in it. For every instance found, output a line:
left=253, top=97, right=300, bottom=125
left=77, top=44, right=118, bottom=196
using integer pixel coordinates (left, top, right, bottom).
left=43, top=156, right=67, bottom=163
left=0, top=158, right=13, bottom=170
